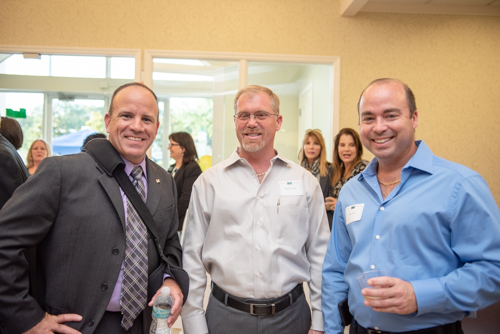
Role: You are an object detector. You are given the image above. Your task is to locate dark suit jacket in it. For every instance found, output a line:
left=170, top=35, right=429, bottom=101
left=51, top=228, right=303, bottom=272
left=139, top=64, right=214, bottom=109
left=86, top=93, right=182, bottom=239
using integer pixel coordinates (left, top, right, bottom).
left=319, top=164, right=334, bottom=230
left=0, top=134, right=29, bottom=209
left=171, top=160, right=202, bottom=231
left=0, top=134, right=37, bottom=315
left=0, top=142, right=186, bottom=334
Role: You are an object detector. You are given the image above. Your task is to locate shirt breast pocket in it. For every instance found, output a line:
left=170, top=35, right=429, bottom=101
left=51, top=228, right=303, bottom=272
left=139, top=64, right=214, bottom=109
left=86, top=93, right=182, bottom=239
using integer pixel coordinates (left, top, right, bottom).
left=272, top=199, right=309, bottom=249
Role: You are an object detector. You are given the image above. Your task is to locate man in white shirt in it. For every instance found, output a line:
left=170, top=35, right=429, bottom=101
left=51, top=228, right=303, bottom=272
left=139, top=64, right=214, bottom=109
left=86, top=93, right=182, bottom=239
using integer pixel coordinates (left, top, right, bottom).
left=181, top=85, right=330, bottom=334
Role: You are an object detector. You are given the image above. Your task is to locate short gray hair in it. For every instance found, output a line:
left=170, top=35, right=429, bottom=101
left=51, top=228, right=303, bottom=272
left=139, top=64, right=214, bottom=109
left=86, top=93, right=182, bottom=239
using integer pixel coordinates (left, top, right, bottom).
left=233, top=85, right=280, bottom=115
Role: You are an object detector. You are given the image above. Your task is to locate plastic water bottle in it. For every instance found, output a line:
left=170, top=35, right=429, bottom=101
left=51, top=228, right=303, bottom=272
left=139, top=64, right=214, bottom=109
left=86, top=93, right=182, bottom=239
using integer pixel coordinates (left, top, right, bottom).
left=150, top=286, right=173, bottom=334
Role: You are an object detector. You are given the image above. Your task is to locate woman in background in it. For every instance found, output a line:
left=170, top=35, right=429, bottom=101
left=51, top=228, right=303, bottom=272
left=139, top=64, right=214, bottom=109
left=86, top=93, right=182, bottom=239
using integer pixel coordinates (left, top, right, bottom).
left=298, top=129, right=334, bottom=226
left=167, top=132, right=202, bottom=232
left=325, top=128, right=368, bottom=226
left=26, top=139, right=51, bottom=175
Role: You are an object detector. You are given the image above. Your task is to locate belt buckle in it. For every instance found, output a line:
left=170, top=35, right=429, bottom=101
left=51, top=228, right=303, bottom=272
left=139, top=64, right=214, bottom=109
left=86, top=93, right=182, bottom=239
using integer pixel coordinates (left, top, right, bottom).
left=249, top=303, right=275, bottom=316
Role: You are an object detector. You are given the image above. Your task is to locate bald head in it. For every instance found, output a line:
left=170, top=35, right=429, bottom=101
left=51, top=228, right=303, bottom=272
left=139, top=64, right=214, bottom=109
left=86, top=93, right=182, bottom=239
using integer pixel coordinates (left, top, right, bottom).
left=357, top=78, right=417, bottom=122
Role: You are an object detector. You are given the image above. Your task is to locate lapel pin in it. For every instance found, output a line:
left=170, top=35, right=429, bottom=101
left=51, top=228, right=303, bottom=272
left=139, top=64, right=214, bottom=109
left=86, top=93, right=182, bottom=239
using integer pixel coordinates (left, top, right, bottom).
left=156, top=179, right=160, bottom=183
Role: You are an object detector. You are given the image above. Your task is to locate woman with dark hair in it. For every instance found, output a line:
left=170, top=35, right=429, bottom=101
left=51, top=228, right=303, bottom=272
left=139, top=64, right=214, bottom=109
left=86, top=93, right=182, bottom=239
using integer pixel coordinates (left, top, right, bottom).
left=26, top=139, right=51, bottom=175
left=325, top=128, right=368, bottom=227
left=167, top=131, right=202, bottom=232
left=0, top=117, right=29, bottom=209
left=0, top=116, right=24, bottom=150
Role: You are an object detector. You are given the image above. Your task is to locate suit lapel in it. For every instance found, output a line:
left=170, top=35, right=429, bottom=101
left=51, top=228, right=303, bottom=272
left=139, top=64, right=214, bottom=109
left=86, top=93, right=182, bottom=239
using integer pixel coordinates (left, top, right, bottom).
left=98, top=173, right=126, bottom=229
left=145, top=159, right=162, bottom=216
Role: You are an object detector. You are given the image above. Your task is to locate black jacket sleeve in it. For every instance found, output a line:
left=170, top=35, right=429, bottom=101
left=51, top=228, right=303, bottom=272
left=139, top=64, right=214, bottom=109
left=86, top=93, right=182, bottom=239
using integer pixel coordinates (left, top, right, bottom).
left=175, top=160, right=202, bottom=231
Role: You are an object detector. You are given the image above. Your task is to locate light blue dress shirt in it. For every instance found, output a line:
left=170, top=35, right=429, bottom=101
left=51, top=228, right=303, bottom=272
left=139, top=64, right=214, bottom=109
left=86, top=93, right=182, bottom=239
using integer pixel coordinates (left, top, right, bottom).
left=322, top=140, right=500, bottom=333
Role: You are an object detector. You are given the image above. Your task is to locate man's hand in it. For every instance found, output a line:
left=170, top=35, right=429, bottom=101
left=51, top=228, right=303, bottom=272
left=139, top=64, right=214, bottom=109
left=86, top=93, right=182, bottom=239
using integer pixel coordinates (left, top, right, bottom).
left=361, top=276, right=417, bottom=314
left=308, top=330, right=324, bottom=334
left=325, top=197, right=337, bottom=211
left=23, top=313, right=82, bottom=334
left=148, top=278, right=184, bottom=328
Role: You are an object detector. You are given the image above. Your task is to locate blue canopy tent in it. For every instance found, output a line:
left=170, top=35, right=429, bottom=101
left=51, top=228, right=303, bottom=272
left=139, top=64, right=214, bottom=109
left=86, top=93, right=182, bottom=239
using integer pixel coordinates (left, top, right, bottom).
left=52, top=128, right=100, bottom=155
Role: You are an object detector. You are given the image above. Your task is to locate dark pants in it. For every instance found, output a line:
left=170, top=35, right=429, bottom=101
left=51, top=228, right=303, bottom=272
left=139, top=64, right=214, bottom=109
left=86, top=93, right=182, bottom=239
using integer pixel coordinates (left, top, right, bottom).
left=206, top=292, right=311, bottom=334
left=93, top=311, right=144, bottom=334
left=350, top=319, right=464, bottom=334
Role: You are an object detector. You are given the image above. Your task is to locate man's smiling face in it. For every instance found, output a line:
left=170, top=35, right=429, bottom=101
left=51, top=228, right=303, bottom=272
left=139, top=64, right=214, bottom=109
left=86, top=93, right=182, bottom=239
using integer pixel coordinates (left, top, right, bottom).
left=105, top=85, right=159, bottom=164
left=358, top=80, right=418, bottom=166
left=234, top=92, right=282, bottom=155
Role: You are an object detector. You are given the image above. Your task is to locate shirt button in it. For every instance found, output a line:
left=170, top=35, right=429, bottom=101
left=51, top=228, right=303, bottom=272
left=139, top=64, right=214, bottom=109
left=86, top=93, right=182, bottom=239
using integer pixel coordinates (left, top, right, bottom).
left=380, top=207, right=384, bottom=211
left=376, top=235, right=380, bottom=240
left=371, top=265, right=375, bottom=269
left=255, top=246, right=260, bottom=251
left=256, top=220, right=261, bottom=226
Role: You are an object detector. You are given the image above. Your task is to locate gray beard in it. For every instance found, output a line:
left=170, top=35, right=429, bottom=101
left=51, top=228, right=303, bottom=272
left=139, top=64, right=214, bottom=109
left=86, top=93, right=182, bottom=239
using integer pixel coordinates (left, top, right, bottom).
left=242, top=139, right=265, bottom=153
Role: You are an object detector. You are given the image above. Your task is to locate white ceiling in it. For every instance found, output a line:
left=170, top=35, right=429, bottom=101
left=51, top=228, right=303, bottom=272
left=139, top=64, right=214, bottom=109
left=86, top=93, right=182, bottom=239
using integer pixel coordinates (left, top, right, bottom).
left=341, top=0, right=500, bottom=17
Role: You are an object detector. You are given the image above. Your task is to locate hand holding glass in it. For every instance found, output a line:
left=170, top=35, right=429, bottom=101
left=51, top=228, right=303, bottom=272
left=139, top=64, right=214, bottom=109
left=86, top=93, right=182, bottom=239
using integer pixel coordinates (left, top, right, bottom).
left=356, top=270, right=389, bottom=300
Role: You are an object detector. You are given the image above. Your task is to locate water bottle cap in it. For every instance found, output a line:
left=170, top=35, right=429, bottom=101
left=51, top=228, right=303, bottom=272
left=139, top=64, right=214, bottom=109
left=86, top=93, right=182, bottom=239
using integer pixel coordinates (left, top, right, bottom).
left=160, top=286, right=171, bottom=297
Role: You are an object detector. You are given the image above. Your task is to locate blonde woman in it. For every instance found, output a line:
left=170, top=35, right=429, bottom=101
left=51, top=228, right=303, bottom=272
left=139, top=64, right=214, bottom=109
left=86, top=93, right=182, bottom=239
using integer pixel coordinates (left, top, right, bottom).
left=26, top=139, right=51, bottom=175
left=298, top=129, right=334, bottom=226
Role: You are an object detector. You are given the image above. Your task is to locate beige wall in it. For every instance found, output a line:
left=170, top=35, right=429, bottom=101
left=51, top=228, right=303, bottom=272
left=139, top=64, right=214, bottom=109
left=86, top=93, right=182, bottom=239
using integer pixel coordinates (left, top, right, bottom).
left=1, top=0, right=499, bottom=204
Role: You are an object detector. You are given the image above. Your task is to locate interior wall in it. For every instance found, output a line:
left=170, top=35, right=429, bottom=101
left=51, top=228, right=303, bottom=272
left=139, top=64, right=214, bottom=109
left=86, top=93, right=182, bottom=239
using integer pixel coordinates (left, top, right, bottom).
left=1, top=0, right=499, bottom=204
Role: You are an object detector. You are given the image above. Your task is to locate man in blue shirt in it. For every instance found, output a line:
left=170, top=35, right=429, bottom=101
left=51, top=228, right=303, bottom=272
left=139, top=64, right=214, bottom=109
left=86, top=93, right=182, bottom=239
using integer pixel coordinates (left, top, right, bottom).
left=322, top=78, right=500, bottom=334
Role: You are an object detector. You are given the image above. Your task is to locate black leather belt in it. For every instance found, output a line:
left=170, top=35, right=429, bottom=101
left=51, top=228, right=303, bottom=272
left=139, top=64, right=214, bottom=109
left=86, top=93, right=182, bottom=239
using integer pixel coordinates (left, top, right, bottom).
left=351, top=319, right=463, bottom=334
left=211, top=282, right=303, bottom=316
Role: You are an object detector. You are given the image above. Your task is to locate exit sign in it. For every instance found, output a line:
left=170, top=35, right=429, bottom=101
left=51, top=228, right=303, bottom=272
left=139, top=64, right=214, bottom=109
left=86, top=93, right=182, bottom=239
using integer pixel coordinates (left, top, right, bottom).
left=6, top=108, right=27, bottom=118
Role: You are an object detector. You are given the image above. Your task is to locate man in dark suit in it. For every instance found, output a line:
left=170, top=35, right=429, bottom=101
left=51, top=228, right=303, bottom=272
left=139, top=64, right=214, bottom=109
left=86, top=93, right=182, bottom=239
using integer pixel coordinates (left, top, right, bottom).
left=0, top=116, right=29, bottom=209
left=0, top=83, right=188, bottom=334
left=0, top=117, right=37, bottom=309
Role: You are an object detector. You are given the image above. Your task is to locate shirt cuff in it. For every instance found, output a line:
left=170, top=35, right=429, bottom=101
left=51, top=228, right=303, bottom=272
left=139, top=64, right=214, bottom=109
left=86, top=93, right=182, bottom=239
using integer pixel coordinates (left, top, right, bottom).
left=311, top=309, right=325, bottom=332
left=181, top=314, right=209, bottom=334
left=411, top=278, right=445, bottom=315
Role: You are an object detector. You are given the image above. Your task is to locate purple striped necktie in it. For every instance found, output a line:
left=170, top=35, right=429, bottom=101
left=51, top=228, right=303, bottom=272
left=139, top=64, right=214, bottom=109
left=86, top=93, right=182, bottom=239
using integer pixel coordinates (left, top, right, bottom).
left=121, top=165, right=148, bottom=330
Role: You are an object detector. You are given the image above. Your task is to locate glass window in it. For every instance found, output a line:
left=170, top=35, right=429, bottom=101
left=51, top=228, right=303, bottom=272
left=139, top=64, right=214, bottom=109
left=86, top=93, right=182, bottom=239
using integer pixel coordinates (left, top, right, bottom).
left=152, top=58, right=239, bottom=168
left=0, top=51, right=137, bottom=159
left=0, top=54, right=50, bottom=76
left=0, top=54, right=128, bottom=79
left=50, top=55, right=106, bottom=78
left=52, top=98, right=106, bottom=155
left=0, top=92, right=44, bottom=163
left=170, top=97, right=213, bottom=157
left=110, top=57, right=135, bottom=79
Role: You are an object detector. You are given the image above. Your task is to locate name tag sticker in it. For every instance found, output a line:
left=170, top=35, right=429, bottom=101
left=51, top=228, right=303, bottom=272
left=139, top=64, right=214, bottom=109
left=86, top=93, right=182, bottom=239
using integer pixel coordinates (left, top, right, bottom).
left=345, top=203, right=364, bottom=225
left=279, top=180, right=303, bottom=196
